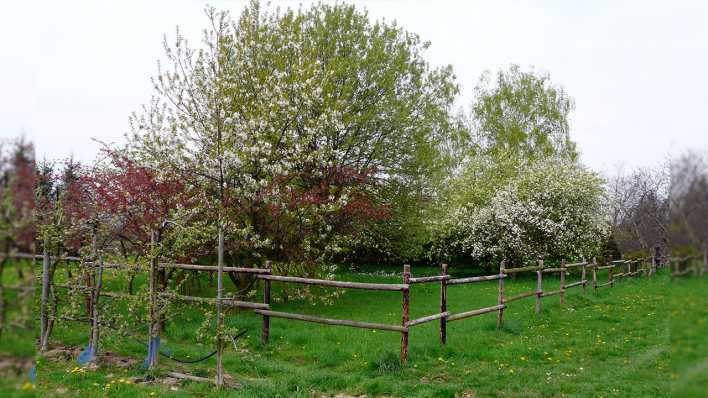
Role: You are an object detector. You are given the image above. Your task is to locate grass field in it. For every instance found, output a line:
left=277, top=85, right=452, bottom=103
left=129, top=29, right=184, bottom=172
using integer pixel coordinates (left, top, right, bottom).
left=1, top=262, right=706, bottom=397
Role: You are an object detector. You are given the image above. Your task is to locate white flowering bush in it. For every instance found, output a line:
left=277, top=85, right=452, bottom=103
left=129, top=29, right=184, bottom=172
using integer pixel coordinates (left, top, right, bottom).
left=432, top=158, right=607, bottom=267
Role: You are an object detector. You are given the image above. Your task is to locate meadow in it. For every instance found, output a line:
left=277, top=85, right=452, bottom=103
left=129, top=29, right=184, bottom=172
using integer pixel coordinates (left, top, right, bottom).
left=1, top=262, right=706, bottom=397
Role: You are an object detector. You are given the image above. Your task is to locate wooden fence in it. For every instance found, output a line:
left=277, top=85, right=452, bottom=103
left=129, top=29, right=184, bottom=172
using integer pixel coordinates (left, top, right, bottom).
left=669, top=253, right=707, bottom=279
left=0, top=248, right=693, bottom=387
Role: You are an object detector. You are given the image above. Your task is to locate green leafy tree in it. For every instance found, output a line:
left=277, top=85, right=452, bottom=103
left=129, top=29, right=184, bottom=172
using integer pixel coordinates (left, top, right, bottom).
left=128, top=1, right=459, bottom=274
left=471, top=64, right=576, bottom=160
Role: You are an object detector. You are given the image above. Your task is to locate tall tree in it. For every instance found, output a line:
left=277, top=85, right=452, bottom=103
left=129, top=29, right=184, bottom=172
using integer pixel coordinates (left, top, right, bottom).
left=471, top=64, right=576, bottom=160
left=128, top=1, right=459, bottom=274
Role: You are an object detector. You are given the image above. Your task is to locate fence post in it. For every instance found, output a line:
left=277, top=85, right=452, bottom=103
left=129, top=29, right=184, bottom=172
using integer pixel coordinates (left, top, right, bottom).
left=608, top=256, right=614, bottom=288
left=147, top=229, right=159, bottom=369
left=261, top=260, right=272, bottom=345
left=216, top=229, right=225, bottom=387
left=497, top=260, right=505, bottom=329
left=559, top=259, right=566, bottom=306
left=39, top=235, right=50, bottom=352
left=401, top=264, right=410, bottom=363
left=650, top=254, right=656, bottom=276
left=653, top=246, right=661, bottom=274
left=535, top=258, right=543, bottom=315
left=89, top=252, right=104, bottom=362
left=592, top=257, right=598, bottom=292
left=581, top=257, right=587, bottom=293
left=440, top=263, right=447, bottom=344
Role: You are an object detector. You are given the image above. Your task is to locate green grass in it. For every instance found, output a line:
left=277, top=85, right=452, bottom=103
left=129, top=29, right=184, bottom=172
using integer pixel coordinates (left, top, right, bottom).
left=1, top=263, right=706, bottom=397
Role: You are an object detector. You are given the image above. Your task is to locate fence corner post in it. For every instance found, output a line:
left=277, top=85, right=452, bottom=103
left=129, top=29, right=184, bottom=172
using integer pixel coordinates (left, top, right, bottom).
left=215, top=228, right=225, bottom=388
left=581, top=257, right=587, bottom=293
left=39, top=234, right=51, bottom=353
left=559, top=259, right=566, bottom=306
left=497, top=260, right=505, bottom=329
left=401, top=264, right=410, bottom=364
left=89, top=252, right=104, bottom=362
left=535, top=258, right=543, bottom=315
left=440, top=263, right=447, bottom=344
left=261, top=260, right=272, bottom=345
left=147, top=229, right=160, bottom=369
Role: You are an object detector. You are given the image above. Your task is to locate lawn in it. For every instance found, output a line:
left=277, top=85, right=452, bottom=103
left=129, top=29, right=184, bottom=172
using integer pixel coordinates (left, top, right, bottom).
left=1, top=262, right=706, bottom=397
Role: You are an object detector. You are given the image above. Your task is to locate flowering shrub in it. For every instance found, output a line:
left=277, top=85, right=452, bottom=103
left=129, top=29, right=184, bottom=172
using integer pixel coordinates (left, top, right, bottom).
left=432, top=158, right=607, bottom=267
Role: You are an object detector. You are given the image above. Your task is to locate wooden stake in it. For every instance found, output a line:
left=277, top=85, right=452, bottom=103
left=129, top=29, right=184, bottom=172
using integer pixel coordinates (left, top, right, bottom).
left=581, top=257, right=587, bottom=293
left=39, top=235, right=50, bottom=352
left=608, top=257, right=614, bottom=288
left=401, top=264, right=410, bottom=363
left=559, top=259, right=566, bottom=306
left=216, top=229, right=225, bottom=387
left=497, top=260, right=505, bottom=329
left=261, top=260, right=272, bottom=345
left=147, top=230, right=159, bottom=369
left=535, top=259, right=543, bottom=315
left=592, top=257, right=598, bottom=292
left=440, top=263, right=447, bottom=344
left=89, top=252, right=104, bottom=362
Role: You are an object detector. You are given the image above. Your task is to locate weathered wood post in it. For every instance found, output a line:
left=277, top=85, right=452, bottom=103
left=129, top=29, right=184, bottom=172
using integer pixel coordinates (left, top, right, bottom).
left=497, top=260, right=505, bottom=329
left=559, top=259, right=566, bottom=306
left=650, top=253, right=656, bottom=276
left=440, top=263, right=447, bottom=344
left=216, top=229, right=225, bottom=387
left=147, top=229, right=159, bottom=369
left=535, top=258, right=543, bottom=315
left=581, top=257, right=587, bottom=293
left=592, top=257, right=598, bottom=292
left=89, top=252, right=104, bottom=362
left=653, top=246, right=661, bottom=274
left=401, top=264, right=410, bottom=363
left=607, top=256, right=614, bottom=288
left=39, top=235, right=50, bottom=352
left=261, top=260, right=272, bottom=345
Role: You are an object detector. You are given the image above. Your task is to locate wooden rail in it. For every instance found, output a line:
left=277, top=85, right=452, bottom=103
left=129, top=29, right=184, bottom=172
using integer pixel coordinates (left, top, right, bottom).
left=447, top=304, right=506, bottom=322
left=407, top=311, right=450, bottom=327
left=447, top=274, right=505, bottom=285
left=158, top=292, right=269, bottom=310
left=254, top=309, right=407, bottom=332
left=505, top=290, right=535, bottom=303
left=256, top=274, right=408, bottom=291
left=409, top=275, right=450, bottom=284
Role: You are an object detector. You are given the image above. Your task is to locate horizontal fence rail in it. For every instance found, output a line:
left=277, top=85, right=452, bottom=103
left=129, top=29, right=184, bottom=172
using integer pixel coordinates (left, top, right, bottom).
left=254, top=309, right=407, bottom=332
left=256, top=274, right=408, bottom=291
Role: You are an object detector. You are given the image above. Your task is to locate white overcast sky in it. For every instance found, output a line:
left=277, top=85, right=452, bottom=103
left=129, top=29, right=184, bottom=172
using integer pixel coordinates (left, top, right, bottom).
left=1, top=1, right=707, bottom=175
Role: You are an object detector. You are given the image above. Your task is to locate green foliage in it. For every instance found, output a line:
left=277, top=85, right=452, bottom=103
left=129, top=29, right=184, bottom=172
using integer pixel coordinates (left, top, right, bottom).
left=472, top=64, right=576, bottom=160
